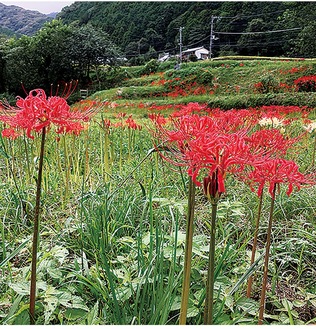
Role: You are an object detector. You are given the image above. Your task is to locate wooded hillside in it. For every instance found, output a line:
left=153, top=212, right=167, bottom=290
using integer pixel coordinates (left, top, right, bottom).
left=0, top=2, right=52, bottom=36
left=58, top=2, right=316, bottom=59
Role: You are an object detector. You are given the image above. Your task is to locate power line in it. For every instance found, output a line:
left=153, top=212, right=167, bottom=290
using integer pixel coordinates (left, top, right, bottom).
left=216, top=10, right=285, bottom=20
left=214, top=27, right=301, bottom=35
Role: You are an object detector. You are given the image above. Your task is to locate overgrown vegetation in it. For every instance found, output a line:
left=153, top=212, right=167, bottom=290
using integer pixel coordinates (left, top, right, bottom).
left=0, top=59, right=315, bottom=325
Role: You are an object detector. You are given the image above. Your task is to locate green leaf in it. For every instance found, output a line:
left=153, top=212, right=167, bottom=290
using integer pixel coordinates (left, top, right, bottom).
left=9, top=282, right=29, bottom=296
left=12, top=304, right=30, bottom=325
left=86, top=301, right=100, bottom=325
left=44, top=295, right=58, bottom=324
left=187, top=305, right=199, bottom=318
left=0, top=239, right=30, bottom=268
left=64, top=308, right=87, bottom=321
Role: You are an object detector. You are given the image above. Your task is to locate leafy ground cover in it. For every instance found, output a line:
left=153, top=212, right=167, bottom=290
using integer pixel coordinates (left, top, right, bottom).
left=0, top=58, right=316, bottom=325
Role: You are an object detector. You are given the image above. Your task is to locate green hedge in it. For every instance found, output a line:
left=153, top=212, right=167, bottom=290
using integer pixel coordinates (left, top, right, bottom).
left=208, top=92, right=316, bottom=110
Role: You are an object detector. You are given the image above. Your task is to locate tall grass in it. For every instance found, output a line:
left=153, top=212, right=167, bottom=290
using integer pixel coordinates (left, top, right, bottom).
left=1, top=60, right=316, bottom=324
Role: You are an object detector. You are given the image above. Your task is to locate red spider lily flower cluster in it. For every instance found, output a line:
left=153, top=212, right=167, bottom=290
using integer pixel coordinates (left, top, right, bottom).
left=149, top=104, right=314, bottom=201
left=245, top=158, right=314, bottom=198
left=0, top=88, right=97, bottom=139
left=102, top=113, right=142, bottom=130
left=294, top=75, right=316, bottom=92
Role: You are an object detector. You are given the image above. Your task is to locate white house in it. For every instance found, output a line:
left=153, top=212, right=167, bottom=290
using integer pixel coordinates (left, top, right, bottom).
left=158, top=52, right=170, bottom=62
left=182, top=47, right=209, bottom=60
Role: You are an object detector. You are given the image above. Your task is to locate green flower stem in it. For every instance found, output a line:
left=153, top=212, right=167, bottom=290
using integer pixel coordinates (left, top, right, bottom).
left=179, top=177, right=196, bottom=325
left=104, top=129, right=111, bottom=182
left=258, top=184, right=276, bottom=325
left=23, top=133, right=31, bottom=184
left=311, top=134, right=316, bottom=168
left=29, top=127, right=46, bottom=325
left=62, top=135, right=70, bottom=204
left=247, top=192, right=263, bottom=298
left=204, top=200, right=218, bottom=325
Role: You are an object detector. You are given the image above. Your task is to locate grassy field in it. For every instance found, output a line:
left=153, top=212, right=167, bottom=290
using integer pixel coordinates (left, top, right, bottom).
left=0, top=58, right=316, bottom=325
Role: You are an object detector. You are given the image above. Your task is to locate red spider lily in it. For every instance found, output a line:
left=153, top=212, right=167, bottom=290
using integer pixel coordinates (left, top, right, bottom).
left=209, top=108, right=257, bottom=132
left=149, top=114, right=219, bottom=168
left=150, top=113, right=252, bottom=192
left=116, top=112, right=127, bottom=119
left=1, top=127, right=21, bottom=139
left=203, top=170, right=225, bottom=201
left=147, top=113, right=168, bottom=126
left=244, top=128, right=298, bottom=158
left=125, top=115, right=142, bottom=130
left=171, top=102, right=210, bottom=117
left=294, top=75, right=316, bottom=92
left=103, top=119, right=112, bottom=130
left=0, top=89, right=96, bottom=139
left=256, top=105, right=310, bottom=119
left=186, top=130, right=250, bottom=189
left=246, top=158, right=314, bottom=198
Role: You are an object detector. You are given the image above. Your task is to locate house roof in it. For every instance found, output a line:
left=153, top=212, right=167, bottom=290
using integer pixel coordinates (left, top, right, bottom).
left=182, top=46, right=209, bottom=54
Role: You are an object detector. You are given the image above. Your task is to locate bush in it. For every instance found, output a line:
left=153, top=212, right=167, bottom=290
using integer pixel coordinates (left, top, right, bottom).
left=138, top=59, right=160, bottom=75
left=294, top=75, right=316, bottom=92
left=0, top=92, right=16, bottom=106
left=98, top=66, right=134, bottom=89
left=164, top=66, right=213, bottom=86
left=254, top=73, right=280, bottom=93
left=208, top=92, right=316, bottom=110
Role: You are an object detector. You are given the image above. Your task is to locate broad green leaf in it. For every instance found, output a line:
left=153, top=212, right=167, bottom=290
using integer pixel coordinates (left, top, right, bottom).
left=64, top=308, right=87, bottom=321
left=187, top=305, right=199, bottom=318
left=44, top=295, right=58, bottom=324
left=86, top=301, right=100, bottom=325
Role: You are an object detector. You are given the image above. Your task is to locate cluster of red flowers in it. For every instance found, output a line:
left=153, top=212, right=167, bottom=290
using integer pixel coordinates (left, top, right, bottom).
left=103, top=112, right=142, bottom=131
left=279, top=66, right=308, bottom=75
left=294, top=75, right=316, bottom=92
left=149, top=103, right=314, bottom=200
left=0, top=88, right=97, bottom=139
left=254, top=73, right=316, bottom=94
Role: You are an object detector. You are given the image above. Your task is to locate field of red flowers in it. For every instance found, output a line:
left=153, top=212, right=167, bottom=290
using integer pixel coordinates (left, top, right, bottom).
left=0, top=59, right=316, bottom=325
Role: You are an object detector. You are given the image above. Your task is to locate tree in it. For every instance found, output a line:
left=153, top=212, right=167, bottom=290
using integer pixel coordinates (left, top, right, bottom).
left=33, top=20, right=74, bottom=87
left=295, top=22, right=316, bottom=58
left=237, top=18, right=269, bottom=56
left=3, top=36, right=40, bottom=94
left=66, top=23, right=122, bottom=86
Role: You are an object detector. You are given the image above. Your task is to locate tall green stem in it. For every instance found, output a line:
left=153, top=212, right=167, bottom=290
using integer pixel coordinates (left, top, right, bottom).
left=204, top=200, right=218, bottom=325
left=179, top=178, right=196, bottom=325
left=311, top=134, right=316, bottom=168
left=258, top=184, right=276, bottom=325
left=247, top=192, right=264, bottom=298
left=29, top=127, right=46, bottom=325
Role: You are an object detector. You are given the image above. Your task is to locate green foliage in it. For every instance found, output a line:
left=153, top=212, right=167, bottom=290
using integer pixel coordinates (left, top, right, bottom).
left=208, top=93, right=316, bottom=110
left=1, top=59, right=316, bottom=325
left=254, top=73, right=281, bottom=94
left=1, top=20, right=122, bottom=94
left=0, top=3, right=52, bottom=36
left=164, top=66, right=213, bottom=86
left=58, top=2, right=316, bottom=59
left=138, top=59, right=160, bottom=75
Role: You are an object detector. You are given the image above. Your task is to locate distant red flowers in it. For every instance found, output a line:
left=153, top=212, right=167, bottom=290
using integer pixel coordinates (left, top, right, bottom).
left=294, top=75, right=316, bottom=92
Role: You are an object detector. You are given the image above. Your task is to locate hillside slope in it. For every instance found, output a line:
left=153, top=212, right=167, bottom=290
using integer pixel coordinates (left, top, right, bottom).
left=0, top=2, right=52, bottom=36
left=58, top=2, right=316, bottom=58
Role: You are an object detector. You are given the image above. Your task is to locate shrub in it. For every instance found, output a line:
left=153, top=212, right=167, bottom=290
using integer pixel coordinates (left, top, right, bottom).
left=158, top=59, right=177, bottom=72
left=294, top=75, right=316, bottom=92
left=254, top=73, right=280, bottom=93
left=208, top=92, right=316, bottom=110
left=138, top=59, right=160, bottom=75
left=98, top=66, right=134, bottom=89
left=164, top=66, right=213, bottom=86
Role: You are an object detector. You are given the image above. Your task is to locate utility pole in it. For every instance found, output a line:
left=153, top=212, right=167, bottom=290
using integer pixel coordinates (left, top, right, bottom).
left=209, top=16, right=219, bottom=59
left=179, top=26, right=184, bottom=65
